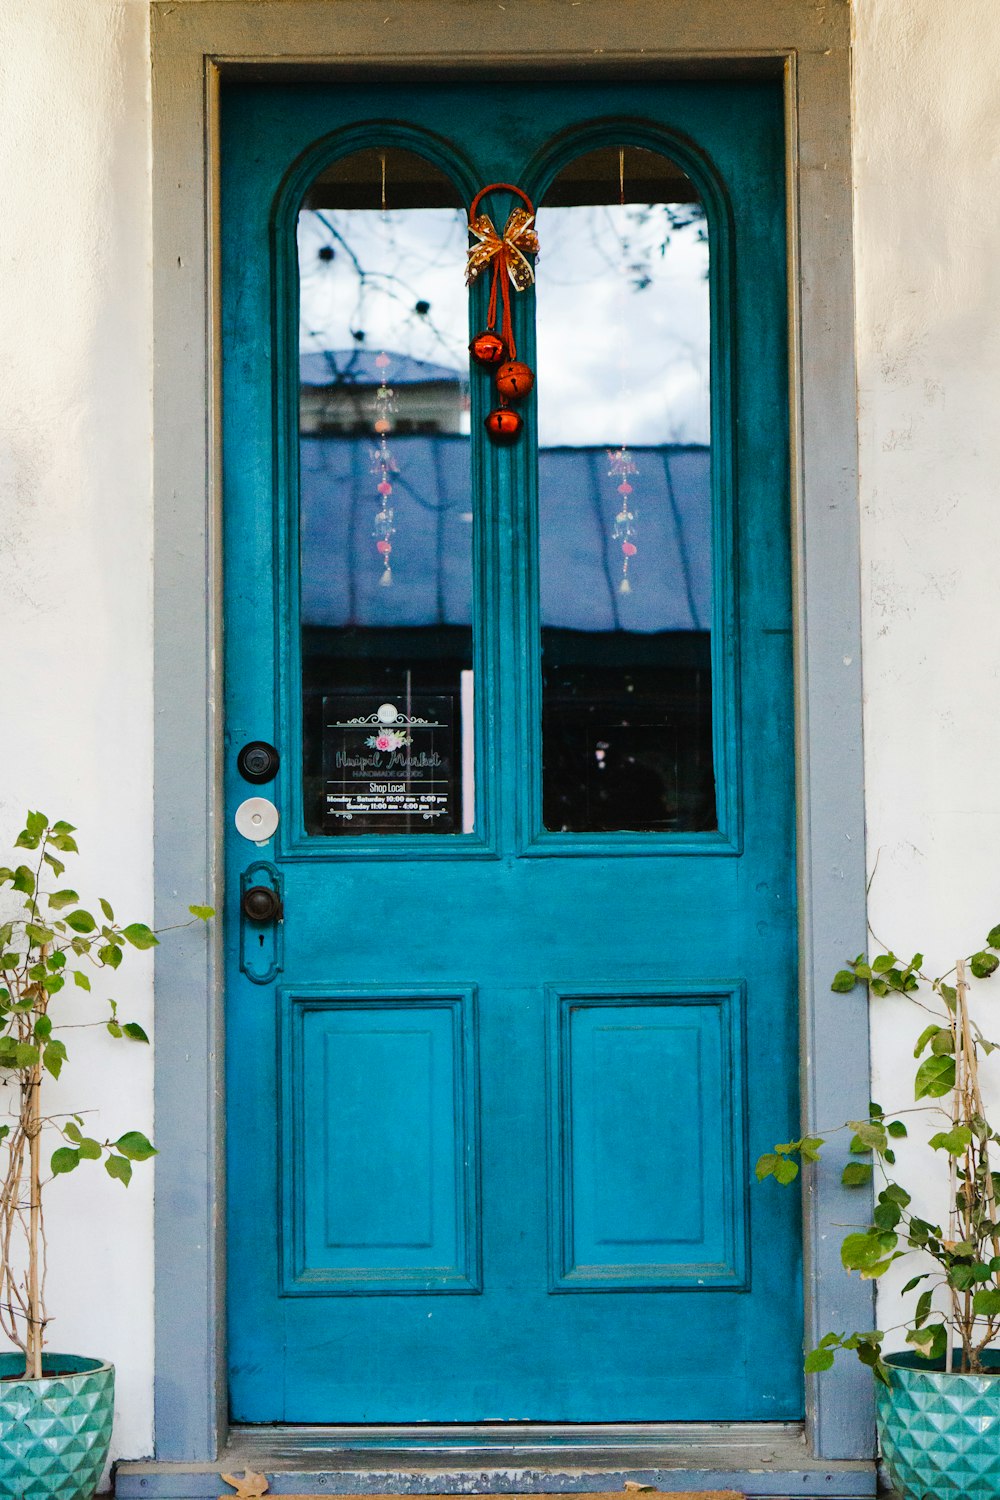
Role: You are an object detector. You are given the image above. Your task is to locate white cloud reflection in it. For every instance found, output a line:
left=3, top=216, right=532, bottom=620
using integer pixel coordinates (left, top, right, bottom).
left=298, top=201, right=710, bottom=447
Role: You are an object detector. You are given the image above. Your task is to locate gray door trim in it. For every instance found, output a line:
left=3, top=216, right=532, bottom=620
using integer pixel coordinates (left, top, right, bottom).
left=148, top=0, right=871, bottom=1470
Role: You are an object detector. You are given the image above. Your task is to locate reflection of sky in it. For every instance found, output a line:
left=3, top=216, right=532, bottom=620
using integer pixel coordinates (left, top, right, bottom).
left=298, top=201, right=710, bottom=446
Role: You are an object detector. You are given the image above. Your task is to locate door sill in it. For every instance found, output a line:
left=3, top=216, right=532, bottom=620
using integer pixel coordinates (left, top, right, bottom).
left=114, top=1422, right=877, bottom=1498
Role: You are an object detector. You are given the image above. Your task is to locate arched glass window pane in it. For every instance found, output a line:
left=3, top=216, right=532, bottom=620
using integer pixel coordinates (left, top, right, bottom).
left=297, top=148, right=474, bottom=836
left=534, top=146, right=715, bottom=834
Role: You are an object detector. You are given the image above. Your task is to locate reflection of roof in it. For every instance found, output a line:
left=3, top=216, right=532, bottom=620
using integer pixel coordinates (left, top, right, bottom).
left=301, top=436, right=711, bottom=633
left=300, top=350, right=463, bottom=387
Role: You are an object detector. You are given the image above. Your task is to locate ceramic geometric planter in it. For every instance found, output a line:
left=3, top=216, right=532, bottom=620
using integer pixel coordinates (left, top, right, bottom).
left=0, top=1354, right=114, bottom=1500
left=877, top=1350, right=1000, bottom=1500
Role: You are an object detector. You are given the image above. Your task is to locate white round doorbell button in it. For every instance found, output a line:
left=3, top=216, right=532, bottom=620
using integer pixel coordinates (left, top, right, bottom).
left=235, top=796, right=279, bottom=844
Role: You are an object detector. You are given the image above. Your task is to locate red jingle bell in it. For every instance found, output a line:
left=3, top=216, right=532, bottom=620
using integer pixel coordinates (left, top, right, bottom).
left=469, top=331, right=506, bottom=367
left=494, top=360, right=535, bottom=402
left=484, top=407, right=523, bottom=444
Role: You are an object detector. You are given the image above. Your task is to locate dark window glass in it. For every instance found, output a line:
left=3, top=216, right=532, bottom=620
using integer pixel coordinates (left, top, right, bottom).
left=297, top=149, right=475, bottom=835
left=535, top=146, right=716, bottom=833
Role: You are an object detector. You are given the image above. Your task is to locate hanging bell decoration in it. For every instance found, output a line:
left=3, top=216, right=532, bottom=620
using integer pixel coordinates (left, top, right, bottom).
left=494, top=359, right=535, bottom=402
left=469, top=331, right=507, bottom=367
left=484, top=407, right=523, bottom=444
left=467, top=182, right=539, bottom=444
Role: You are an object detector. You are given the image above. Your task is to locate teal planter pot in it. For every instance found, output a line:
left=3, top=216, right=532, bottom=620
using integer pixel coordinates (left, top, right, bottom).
left=0, top=1354, right=113, bottom=1500
left=878, top=1350, right=1000, bottom=1500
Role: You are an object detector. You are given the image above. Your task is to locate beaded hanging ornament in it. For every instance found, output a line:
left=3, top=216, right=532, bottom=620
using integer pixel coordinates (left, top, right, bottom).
left=370, top=352, right=398, bottom=586
left=368, top=154, right=400, bottom=586
left=466, top=183, right=539, bottom=443
left=609, top=150, right=640, bottom=593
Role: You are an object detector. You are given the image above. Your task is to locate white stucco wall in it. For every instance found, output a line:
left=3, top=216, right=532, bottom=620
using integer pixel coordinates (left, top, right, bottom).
left=852, top=0, right=1000, bottom=1347
left=0, top=0, right=155, bottom=1469
left=0, top=0, right=999, bottom=1471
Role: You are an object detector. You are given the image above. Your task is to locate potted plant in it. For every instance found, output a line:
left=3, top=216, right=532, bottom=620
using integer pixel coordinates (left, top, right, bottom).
left=758, top=924, right=1000, bottom=1500
left=0, top=812, right=211, bottom=1500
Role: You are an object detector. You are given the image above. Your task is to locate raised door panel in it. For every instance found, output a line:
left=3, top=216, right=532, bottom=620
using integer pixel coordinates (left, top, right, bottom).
left=281, top=990, right=480, bottom=1293
left=549, top=987, right=746, bottom=1289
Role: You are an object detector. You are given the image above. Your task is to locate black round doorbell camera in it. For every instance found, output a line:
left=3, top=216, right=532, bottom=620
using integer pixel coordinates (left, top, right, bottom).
left=237, top=740, right=280, bottom=785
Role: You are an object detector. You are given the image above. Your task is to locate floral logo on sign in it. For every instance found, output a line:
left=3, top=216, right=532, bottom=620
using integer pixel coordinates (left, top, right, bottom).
left=365, top=729, right=411, bottom=753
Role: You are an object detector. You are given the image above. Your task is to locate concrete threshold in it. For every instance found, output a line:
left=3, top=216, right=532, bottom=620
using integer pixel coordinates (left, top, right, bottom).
left=114, top=1423, right=876, bottom=1498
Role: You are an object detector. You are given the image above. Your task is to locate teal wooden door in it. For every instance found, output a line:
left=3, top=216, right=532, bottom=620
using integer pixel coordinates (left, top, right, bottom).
left=222, top=79, right=801, bottom=1424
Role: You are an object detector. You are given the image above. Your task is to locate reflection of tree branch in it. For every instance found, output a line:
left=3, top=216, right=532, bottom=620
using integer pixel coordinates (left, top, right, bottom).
left=305, top=210, right=466, bottom=366
left=312, top=212, right=366, bottom=279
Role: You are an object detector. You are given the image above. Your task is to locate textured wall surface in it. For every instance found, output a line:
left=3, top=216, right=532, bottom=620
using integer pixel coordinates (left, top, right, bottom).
left=0, top=0, right=998, bottom=1469
left=0, top=0, right=154, bottom=1469
left=852, top=0, right=1000, bottom=1347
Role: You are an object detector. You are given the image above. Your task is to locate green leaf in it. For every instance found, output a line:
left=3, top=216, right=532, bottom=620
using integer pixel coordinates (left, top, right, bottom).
left=901, top=1273, right=931, bottom=1294
left=798, top=1135, right=825, bottom=1162
left=77, top=1137, right=102, bottom=1161
left=42, top=1041, right=67, bottom=1079
left=47, top=890, right=80, bottom=911
left=887, top=1120, right=908, bottom=1138
left=915, top=1053, right=957, bottom=1099
left=987, top=925, right=1000, bottom=949
left=929, top=1125, right=972, bottom=1155
left=24, top=923, right=55, bottom=947
left=123, top=1022, right=149, bottom=1043
left=50, top=821, right=76, bottom=835
left=33, top=1015, right=51, bottom=1041
left=42, top=852, right=65, bottom=878
left=914, top=1289, right=933, bottom=1326
left=831, top=970, right=857, bottom=993
left=872, top=953, right=897, bottom=973
left=188, top=905, right=214, bottom=922
left=871, top=978, right=888, bottom=997
left=931, top=1029, right=956, bottom=1055
left=98, top=944, right=123, bottom=969
left=73, top=970, right=91, bottom=991
left=51, top=1147, right=80, bottom=1175
left=114, top=1130, right=157, bottom=1161
left=972, top=951, right=1000, bottom=980
left=64, top=909, right=96, bottom=934
left=940, top=982, right=957, bottom=1009
left=11, top=867, right=34, bottom=896
left=17, top=811, right=46, bottom=846
left=14, top=1043, right=39, bottom=1069
left=105, top=1154, right=132, bottom=1187
left=972, top=1289, right=1000, bottom=1317
left=773, top=1156, right=798, bottom=1185
left=874, top=1198, right=902, bottom=1231
left=99, top=898, right=114, bottom=922
left=106, top=1021, right=123, bottom=1039
left=804, top=1346, right=836, bottom=1373
left=907, top=1323, right=947, bottom=1361
left=122, top=923, right=158, bottom=951
left=914, top=1022, right=942, bottom=1056
left=841, top=1231, right=892, bottom=1271
left=49, top=832, right=78, bottom=853
left=850, top=1120, right=888, bottom=1153
left=861, top=1256, right=901, bottom=1281
left=842, top=1162, right=873, bottom=1187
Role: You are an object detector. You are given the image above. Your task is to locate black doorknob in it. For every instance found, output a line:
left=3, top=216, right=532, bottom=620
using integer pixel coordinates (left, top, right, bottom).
left=241, top=885, right=283, bottom=923
left=237, top=740, right=280, bottom=785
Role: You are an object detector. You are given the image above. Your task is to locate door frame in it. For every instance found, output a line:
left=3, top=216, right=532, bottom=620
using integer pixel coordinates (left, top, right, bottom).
left=144, top=0, right=872, bottom=1481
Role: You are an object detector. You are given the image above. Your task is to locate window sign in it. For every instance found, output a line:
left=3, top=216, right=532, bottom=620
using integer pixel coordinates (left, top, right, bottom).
left=322, top=696, right=456, bottom=833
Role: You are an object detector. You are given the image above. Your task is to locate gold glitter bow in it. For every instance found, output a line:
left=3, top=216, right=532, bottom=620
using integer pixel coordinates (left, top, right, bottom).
left=465, top=207, right=539, bottom=291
